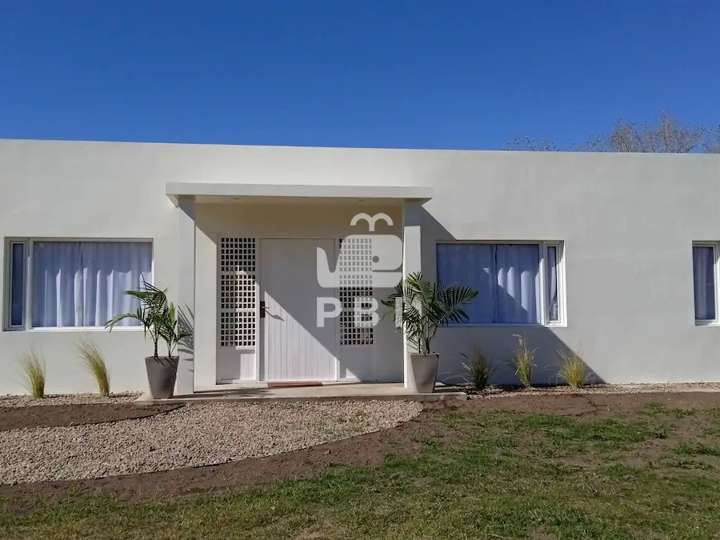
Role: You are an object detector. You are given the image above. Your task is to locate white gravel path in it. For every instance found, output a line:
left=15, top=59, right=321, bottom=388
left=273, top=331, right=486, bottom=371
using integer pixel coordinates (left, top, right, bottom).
left=0, top=400, right=422, bottom=485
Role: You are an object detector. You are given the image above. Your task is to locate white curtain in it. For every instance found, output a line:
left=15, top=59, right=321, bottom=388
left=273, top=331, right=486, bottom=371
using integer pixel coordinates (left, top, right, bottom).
left=693, top=246, right=716, bottom=320
left=437, top=244, right=494, bottom=323
left=436, top=244, right=540, bottom=324
left=494, top=244, right=540, bottom=323
left=31, top=242, right=152, bottom=328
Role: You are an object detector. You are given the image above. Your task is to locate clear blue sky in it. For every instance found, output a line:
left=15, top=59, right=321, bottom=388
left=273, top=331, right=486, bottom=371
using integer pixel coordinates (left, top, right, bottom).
left=1, top=1, right=718, bottom=149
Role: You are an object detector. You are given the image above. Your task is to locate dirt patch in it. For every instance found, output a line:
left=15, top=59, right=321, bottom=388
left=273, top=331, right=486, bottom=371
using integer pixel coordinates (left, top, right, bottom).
left=462, top=393, right=600, bottom=416
left=464, top=391, right=720, bottom=417
left=0, top=393, right=139, bottom=408
left=0, top=404, right=181, bottom=431
left=467, top=382, right=720, bottom=396
left=3, top=392, right=720, bottom=503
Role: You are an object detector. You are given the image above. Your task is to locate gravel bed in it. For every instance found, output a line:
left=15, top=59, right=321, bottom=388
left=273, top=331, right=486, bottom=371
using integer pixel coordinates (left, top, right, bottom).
left=0, top=400, right=422, bottom=484
left=0, top=393, right=140, bottom=408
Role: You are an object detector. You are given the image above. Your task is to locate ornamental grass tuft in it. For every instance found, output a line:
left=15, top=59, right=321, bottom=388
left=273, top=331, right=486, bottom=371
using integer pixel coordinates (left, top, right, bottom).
left=78, top=341, right=110, bottom=397
left=512, top=334, right=535, bottom=388
left=559, top=352, right=587, bottom=388
left=21, top=351, right=46, bottom=398
left=462, top=350, right=493, bottom=390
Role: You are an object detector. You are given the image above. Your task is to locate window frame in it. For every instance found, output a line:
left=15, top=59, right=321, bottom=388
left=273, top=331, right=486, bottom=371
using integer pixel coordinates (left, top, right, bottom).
left=434, top=240, right=567, bottom=328
left=3, top=237, right=154, bottom=332
left=692, top=241, right=720, bottom=326
left=541, top=241, right=566, bottom=327
left=4, top=239, right=28, bottom=330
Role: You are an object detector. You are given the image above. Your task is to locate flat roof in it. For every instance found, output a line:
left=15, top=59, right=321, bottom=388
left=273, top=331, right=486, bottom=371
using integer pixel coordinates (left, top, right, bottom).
left=166, top=182, right=433, bottom=204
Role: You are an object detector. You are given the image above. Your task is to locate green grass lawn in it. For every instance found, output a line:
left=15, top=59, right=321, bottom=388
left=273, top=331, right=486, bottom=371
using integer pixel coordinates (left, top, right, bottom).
left=3, top=401, right=720, bottom=539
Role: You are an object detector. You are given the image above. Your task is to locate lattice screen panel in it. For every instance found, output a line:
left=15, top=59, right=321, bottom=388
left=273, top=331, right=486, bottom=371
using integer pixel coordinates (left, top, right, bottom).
left=338, top=237, right=374, bottom=346
left=219, top=237, right=257, bottom=348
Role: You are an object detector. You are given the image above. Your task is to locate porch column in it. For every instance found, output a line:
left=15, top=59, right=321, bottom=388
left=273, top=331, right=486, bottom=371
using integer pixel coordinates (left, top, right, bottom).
left=402, top=200, right=423, bottom=389
left=175, top=196, right=195, bottom=395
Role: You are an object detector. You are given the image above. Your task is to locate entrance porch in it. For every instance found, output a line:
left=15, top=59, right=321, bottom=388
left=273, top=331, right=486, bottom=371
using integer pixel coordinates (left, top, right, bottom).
left=167, top=182, right=432, bottom=394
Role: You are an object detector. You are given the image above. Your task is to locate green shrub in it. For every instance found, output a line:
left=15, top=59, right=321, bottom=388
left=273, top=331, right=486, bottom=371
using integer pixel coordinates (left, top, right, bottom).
left=78, top=341, right=110, bottom=397
left=461, top=350, right=493, bottom=390
left=382, top=272, right=478, bottom=355
left=21, top=351, right=46, bottom=398
left=512, top=334, right=535, bottom=388
left=106, top=279, right=191, bottom=360
left=559, top=352, right=587, bottom=388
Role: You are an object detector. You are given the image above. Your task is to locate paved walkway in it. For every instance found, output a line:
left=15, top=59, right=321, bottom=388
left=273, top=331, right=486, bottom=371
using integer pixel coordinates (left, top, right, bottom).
left=136, top=383, right=467, bottom=405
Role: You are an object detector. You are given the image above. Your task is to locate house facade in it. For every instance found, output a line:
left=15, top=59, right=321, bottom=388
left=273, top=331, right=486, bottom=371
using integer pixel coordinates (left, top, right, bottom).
left=1, top=139, right=719, bottom=395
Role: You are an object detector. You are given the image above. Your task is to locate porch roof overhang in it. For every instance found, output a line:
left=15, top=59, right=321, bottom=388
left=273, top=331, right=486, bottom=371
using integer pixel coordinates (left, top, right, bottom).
left=166, top=182, right=433, bottom=205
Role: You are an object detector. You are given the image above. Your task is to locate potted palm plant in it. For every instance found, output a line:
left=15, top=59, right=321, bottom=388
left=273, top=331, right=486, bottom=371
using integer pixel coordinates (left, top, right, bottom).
left=106, top=281, right=190, bottom=399
left=384, top=272, right=477, bottom=393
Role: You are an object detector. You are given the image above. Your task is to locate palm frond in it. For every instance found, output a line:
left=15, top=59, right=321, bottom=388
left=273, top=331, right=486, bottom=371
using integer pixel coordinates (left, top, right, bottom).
left=104, top=280, right=186, bottom=359
left=384, top=272, right=478, bottom=354
left=105, top=308, right=145, bottom=330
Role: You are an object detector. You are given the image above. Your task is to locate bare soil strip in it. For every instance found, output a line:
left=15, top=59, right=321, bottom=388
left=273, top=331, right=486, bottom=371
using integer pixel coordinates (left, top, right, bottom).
left=0, top=404, right=180, bottom=431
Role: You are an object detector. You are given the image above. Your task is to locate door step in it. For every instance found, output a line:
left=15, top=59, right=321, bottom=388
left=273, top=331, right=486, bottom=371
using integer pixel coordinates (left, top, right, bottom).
left=267, top=381, right=323, bottom=388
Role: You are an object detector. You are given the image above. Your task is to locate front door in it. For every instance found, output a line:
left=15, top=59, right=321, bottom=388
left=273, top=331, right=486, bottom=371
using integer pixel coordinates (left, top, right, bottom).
left=260, top=238, right=338, bottom=381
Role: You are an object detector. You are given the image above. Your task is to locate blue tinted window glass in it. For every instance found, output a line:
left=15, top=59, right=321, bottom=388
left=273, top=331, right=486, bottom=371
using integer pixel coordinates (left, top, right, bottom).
left=693, top=246, right=716, bottom=321
left=10, top=243, right=25, bottom=327
left=436, top=243, right=540, bottom=324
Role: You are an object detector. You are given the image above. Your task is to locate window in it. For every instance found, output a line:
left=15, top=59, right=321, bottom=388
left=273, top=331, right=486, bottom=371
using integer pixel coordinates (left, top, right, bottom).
left=8, top=242, right=25, bottom=328
left=436, top=242, right=565, bottom=325
left=5, top=240, right=152, bottom=330
left=693, top=243, right=718, bottom=323
left=337, top=237, right=374, bottom=346
left=545, top=244, right=561, bottom=323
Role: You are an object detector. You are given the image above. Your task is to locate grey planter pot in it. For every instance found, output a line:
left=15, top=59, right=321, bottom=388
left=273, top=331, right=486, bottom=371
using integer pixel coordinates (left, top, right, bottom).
left=407, top=353, right=439, bottom=393
left=145, top=356, right=179, bottom=399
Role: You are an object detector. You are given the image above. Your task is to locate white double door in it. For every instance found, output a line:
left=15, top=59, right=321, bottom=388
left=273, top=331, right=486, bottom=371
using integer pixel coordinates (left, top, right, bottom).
left=260, top=238, right=338, bottom=381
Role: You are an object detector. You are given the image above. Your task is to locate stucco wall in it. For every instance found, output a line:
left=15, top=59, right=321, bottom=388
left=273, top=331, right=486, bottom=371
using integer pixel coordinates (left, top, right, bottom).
left=0, top=139, right=718, bottom=393
left=419, top=153, right=720, bottom=384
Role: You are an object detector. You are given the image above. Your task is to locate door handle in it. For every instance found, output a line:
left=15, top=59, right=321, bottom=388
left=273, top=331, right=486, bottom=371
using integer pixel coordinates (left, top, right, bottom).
left=260, top=301, right=266, bottom=318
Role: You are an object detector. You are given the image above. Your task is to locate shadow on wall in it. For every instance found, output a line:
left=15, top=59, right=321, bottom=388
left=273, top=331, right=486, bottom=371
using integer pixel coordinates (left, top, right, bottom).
left=419, top=208, right=604, bottom=386
left=178, top=306, right=195, bottom=377
left=434, top=326, right=603, bottom=386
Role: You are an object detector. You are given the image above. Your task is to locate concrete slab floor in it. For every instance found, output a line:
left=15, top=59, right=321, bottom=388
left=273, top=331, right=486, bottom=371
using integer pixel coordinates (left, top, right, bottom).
left=135, top=383, right=467, bottom=405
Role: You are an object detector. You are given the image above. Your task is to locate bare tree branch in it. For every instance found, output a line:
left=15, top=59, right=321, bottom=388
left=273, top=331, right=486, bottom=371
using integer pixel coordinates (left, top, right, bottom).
left=504, top=136, right=558, bottom=151
left=510, top=113, right=718, bottom=153
left=705, top=125, right=720, bottom=153
left=584, top=113, right=704, bottom=153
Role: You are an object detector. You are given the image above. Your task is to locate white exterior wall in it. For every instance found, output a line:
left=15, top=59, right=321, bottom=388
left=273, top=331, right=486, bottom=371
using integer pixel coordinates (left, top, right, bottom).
left=0, top=139, right=718, bottom=394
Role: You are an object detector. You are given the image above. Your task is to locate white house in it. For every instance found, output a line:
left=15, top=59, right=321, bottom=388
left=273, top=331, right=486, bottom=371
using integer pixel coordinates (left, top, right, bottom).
left=1, top=139, right=719, bottom=395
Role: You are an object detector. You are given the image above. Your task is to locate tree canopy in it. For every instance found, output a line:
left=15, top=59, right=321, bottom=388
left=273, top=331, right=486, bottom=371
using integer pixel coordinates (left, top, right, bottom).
left=507, top=113, right=720, bottom=153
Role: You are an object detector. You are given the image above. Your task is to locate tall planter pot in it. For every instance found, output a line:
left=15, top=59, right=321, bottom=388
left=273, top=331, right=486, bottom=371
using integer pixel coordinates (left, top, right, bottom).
left=407, top=353, right=439, bottom=393
left=145, top=356, right=179, bottom=399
